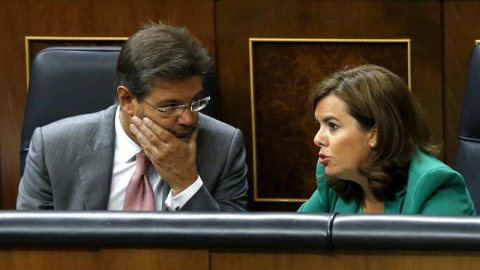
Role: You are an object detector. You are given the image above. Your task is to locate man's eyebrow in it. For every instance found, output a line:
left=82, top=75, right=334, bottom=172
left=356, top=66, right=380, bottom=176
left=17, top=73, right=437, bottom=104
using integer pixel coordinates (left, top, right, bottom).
left=157, top=92, right=204, bottom=106
left=157, top=99, right=182, bottom=106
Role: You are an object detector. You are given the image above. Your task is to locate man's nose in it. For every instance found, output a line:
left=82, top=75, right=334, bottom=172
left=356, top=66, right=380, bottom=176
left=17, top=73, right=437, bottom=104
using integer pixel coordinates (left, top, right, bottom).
left=177, top=107, right=195, bottom=125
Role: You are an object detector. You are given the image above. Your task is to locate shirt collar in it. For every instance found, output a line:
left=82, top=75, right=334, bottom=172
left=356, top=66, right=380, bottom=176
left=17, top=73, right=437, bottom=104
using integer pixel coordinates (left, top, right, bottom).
left=114, top=106, right=142, bottom=163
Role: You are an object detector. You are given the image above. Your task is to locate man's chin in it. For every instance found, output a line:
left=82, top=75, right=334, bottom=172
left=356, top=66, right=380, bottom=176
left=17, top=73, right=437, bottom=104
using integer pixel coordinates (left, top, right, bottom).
left=173, top=126, right=196, bottom=142
left=175, top=134, right=192, bottom=142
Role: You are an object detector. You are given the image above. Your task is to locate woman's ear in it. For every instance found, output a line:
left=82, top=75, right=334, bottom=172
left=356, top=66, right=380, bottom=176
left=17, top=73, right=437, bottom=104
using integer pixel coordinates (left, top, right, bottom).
left=369, top=125, right=378, bottom=148
left=117, top=86, right=135, bottom=114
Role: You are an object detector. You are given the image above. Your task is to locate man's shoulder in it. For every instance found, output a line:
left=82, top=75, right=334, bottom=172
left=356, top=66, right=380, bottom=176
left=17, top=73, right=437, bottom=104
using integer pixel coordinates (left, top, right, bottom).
left=41, top=105, right=116, bottom=135
left=197, top=113, right=244, bottom=149
left=199, top=113, right=240, bottom=135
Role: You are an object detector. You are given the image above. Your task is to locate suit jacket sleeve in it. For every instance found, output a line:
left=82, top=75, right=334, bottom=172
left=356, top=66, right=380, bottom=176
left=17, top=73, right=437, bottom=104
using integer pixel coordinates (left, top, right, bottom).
left=180, top=128, right=248, bottom=212
left=17, top=127, right=54, bottom=210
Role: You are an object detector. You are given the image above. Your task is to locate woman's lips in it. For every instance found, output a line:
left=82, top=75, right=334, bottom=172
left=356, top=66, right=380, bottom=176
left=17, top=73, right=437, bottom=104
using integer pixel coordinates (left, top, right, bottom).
left=318, top=153, right=330, bottom=165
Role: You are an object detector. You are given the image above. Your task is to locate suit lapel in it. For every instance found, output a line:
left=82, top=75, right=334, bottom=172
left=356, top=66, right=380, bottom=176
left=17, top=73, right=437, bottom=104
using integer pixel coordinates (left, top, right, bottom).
left=78, top=106, right=117, bottom=210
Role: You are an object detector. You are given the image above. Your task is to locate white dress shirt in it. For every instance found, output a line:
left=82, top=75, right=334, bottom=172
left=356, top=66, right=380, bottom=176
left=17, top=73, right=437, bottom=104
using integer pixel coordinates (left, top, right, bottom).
left=107, top=106, right=203, bottom=211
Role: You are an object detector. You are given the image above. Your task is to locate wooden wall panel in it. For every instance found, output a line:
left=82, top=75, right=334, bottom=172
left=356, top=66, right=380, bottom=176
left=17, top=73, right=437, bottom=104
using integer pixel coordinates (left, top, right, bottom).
left=3, top=247, right=480, bottom=270
left=0, top=0, right=215, bottom=209
left=443, top=0, right=480, bottom=167
left=210, top=249, right=480, bottom=270
left=0, top=247, right=209, bottom=270
left=0, top=248, right=99, bottom=270
left=216, top=0, right=442, bottom=211
left=251, top=40, right=410, bottom=201
left=100, top=248, right=208, bottom=270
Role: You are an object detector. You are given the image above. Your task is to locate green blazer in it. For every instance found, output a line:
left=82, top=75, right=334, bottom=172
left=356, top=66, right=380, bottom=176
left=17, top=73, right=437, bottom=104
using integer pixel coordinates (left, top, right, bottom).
left=298, top=151, right=476, bottom=215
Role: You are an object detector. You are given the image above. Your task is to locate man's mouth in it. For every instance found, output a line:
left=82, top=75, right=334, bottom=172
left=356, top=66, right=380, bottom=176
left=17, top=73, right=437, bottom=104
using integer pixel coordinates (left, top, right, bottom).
left=173, top=131, right=193, bottom=142
left=171, top=125, right=196, bottom=142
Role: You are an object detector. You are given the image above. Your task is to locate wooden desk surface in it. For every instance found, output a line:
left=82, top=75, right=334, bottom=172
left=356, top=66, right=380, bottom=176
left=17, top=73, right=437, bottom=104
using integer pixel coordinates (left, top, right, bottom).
left=2, top=247, right=480, bottom=270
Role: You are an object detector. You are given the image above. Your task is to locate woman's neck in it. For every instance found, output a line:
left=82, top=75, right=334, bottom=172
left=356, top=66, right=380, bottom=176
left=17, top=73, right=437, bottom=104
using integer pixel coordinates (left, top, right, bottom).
left=349, top=175, right=385, bottom=213
left=362, top=190, right=385, bottom=214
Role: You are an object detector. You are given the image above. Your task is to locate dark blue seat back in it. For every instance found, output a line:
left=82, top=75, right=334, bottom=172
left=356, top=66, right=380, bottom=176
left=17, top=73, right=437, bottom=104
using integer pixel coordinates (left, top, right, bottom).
left=456, top=44, right=480, bottom=214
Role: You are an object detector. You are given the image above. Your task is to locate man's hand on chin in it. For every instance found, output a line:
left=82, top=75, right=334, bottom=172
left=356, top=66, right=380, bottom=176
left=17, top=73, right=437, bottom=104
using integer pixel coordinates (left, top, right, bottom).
left=130, top=115, right=198, bottom=195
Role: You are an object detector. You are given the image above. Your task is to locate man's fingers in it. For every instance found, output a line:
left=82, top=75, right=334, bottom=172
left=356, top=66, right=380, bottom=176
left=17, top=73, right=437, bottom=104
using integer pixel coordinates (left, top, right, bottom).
left=131, top=116, right=159, bottom=144
left=129, top=122, right=154, bottom=150
left=142, top=116, right=174, bottom=143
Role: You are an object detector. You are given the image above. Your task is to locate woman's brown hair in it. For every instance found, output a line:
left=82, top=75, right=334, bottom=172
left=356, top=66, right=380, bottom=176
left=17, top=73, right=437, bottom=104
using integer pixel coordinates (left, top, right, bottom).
left=310, top=64, right=439, bottom=202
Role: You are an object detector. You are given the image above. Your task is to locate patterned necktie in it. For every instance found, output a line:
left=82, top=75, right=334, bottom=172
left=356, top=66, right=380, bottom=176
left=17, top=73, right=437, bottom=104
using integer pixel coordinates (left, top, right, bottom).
left=123, top=151, right=155, bottom=211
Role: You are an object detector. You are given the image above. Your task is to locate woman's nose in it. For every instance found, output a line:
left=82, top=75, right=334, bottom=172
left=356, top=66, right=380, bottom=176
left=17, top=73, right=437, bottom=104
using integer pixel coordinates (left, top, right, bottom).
left=313, top=129, right=325, bottom=147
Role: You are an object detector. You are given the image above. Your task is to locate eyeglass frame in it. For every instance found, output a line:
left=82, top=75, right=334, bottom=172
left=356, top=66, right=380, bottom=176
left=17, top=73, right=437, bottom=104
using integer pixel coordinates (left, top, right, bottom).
left=142, top=96, right=211, bottom=117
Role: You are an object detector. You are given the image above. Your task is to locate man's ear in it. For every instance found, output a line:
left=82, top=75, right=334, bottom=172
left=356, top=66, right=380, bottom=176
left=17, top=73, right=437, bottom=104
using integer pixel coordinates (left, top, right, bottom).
left=117, top=86, right=135, bottom=114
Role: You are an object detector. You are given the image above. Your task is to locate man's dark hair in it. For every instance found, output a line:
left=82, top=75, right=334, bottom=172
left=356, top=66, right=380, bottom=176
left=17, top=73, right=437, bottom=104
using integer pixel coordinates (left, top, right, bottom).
left=116, top=21, right=212, bottom=101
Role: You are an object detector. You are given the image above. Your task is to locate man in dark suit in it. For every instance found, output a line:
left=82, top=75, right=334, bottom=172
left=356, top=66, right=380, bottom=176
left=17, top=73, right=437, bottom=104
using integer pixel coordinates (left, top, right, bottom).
left=17, top=22, right=248, bottom=211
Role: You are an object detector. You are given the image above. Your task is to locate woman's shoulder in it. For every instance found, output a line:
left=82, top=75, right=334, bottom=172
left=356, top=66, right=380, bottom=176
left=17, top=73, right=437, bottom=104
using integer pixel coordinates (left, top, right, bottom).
left=408, top=151, right=457, bottom=179
left=407, top=150, right=463, bottom=192
left=403, top=150, right=475, bottom=215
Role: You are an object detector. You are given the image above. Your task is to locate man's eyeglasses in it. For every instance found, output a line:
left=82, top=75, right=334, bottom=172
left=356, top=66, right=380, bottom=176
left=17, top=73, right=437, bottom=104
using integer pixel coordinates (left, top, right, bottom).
left=142, top=96, right=211, bottom=116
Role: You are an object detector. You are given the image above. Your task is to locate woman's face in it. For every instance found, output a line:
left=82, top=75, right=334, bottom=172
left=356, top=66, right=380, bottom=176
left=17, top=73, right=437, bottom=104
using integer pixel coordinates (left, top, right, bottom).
left=313, top=95, right=376, bottom=184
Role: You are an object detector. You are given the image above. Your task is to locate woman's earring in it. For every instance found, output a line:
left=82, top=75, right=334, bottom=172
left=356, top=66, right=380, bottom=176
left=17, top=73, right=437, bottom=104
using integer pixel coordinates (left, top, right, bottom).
left=370, top=142, right=375, bottom=148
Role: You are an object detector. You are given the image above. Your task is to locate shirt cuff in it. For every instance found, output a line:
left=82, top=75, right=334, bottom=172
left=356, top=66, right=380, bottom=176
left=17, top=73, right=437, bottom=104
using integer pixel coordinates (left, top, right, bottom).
left=164, top=176, right=203, bottom=211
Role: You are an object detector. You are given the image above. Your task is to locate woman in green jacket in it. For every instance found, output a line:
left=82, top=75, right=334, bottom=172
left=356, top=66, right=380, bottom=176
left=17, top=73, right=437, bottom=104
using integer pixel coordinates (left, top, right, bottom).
left=298, top=64, right=475, bottom=215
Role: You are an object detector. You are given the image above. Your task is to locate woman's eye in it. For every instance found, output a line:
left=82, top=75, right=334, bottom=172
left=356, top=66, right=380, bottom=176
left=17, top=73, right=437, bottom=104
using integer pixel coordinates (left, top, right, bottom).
left=329, top=123, right=338, bottom=131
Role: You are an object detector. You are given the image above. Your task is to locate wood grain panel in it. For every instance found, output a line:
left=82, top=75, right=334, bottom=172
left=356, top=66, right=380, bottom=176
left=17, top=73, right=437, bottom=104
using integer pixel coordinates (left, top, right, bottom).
left=216, top=0, right=442, bottom=210
left=2, top=247, right=480, bottom=270
left=210, top=248, right=480, bottom=270
left=251, top=40, right=409, bottom=201
left=0, top=247, right=209, bottom=270
left=0, top=248, right=99, bottom=270
left=443, top=1, right=480, bottom=167
left=100, top=248, right=209, bottom=270
left=0, top=0, right=215, bottom=209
